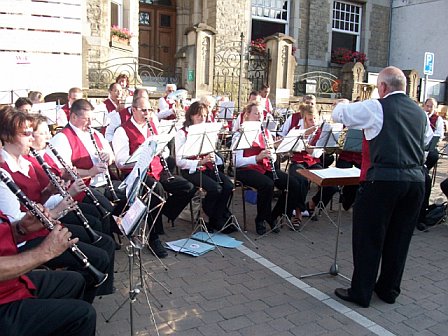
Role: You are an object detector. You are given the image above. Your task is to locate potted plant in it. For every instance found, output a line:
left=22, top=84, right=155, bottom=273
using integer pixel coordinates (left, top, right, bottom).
left=110, top=25, right=132, bottom=45
left=331, top=48, right=367, bottom=65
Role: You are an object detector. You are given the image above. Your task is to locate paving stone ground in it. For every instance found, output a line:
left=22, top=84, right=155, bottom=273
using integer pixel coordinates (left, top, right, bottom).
left=94, top=154, right=448, bottom=336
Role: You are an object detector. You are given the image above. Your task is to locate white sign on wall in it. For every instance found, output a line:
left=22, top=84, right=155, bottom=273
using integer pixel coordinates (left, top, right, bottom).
left=423, top=52, right=434, bottom=76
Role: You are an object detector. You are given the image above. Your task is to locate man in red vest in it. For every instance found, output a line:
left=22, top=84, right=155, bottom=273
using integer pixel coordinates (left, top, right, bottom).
left=113, top=97, right=195, bottom=258
left=57, top=87, right=83, bottom=127
left=156, top=83, right=177, bottom=120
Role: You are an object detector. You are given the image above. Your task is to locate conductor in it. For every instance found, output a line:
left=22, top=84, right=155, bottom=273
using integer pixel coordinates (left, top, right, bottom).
left=331, top=66, right=432, bottom=308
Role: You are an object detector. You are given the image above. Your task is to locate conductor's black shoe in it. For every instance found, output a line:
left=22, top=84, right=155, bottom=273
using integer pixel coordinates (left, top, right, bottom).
left=269, top=220, right=280, bottom=233
left=334, top=288, right=369, bottom=308
left=148, top=239, right=168, bottom=258
left=416, top=222, right=429, bottom=232
left=255, top=221, right=266, bottom=235
left=374, top=288, right=396, bottom=304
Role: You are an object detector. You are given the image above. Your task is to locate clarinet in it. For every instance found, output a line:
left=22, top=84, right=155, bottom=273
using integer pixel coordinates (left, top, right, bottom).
left=145, top=118, right=175, bottom=182
left=29, top=148, right=102, bottom=244
left=0, top=169, right=108, bottom=287
left=210, top=153, right=223, bottom=184
left=260, top=124, right=279, bottom=180
left=47, top=143, right=110, bottom=219
left=88, top=128, right=120, bottom=203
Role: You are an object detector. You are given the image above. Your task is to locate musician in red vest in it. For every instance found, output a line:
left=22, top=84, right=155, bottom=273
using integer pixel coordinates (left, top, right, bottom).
left=232, top=91, right=261, bottom=132
left=113, top=97, right=195, bottom=258
left=423, top=97, right=443, bottom=170
left=233, top=101, right=305, bottom=235
left=105, top=88, right=149, bottom=142
left=259, top=84, right=273, bottom=119
left=157, top=83, right=177, bottom=120
left=175, top=101, right=234, bottom=232
left=332, top=66, right=432, bottom=308
left=279, top=104, right=337, bottom=219
left=0, top=108, right=115, bottom=302
left=0, top=209, right=97, bottom=336
left=57, top=87, right=83, bottom=127
left=104, top=83, right=123, bottom=113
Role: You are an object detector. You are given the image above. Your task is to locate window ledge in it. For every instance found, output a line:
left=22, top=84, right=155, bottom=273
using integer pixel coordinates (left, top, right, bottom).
left=110, top=40, right=133, bottom=52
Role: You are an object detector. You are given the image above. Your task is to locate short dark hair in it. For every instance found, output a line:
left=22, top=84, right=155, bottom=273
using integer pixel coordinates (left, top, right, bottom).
left=15, top=97, right=33, bottom=109
left=0, top=110, right=34, bottom=143
left=70, top=99, right=94, bottom=117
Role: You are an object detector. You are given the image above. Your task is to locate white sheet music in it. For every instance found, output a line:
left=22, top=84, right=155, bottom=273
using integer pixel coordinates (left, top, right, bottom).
left=311, top=167, right=360, bottom=179
left=91, top=103, right=109, bottom=128
left=32, top=102, right=57, bottom=125
left=276, top=128, right=306, bottom=153
left=181, top=122, right=222, bottom=158
left=120, top=197, right=146, bottom=236
left=315, top=122, right=344, bottom=148
left=218, top=101, right=235, bottom=119
left=231, top=121, right=261, bottom=151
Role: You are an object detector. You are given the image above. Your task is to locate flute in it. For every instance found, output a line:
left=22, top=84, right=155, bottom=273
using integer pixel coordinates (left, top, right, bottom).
left=47, top=143, right=110, bottom=219
left=260, top=124, right=279, bottom=180
left=145, top=118, right=175, bottom=182
left=29, top=148, right=102, bottom=244
left=0, top=169, right=108, bottom=287
left=88, top=128, right=120, bottom=203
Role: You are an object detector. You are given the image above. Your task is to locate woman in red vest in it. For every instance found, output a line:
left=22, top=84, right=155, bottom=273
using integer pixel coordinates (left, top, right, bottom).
left=233, top=101, right=305, bottom=235
left=175, top=101, right=234, bottom=232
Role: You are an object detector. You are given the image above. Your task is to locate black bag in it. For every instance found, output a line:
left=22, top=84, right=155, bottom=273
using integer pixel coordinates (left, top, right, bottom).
left=424, top=202, right=447, bottom=226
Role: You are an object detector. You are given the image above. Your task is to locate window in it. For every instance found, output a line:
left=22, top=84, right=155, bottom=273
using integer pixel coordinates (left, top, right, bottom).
left=331, top=1, right=362, bottom=51
left=251, top=0, right=289, bottom=41
left=111, top=0, right=123, bottom=27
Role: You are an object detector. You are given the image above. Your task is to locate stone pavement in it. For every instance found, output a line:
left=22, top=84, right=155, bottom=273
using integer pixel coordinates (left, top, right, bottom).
left=93, top=160, right=448, bottom=336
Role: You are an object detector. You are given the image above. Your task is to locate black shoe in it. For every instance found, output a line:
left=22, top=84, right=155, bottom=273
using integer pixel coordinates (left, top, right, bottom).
left=148, top=239, right=168, bottom=258
left=269, top=220, right=280, bottom=233
left=334, top=288, right=369, bottom=308
left=416, top=222, right=428, bottom=232
left=222, top=225, right=238, bottom=234
left=256, top=221, right=266, bottom=235
left=374, top=288, right=396, bottom=304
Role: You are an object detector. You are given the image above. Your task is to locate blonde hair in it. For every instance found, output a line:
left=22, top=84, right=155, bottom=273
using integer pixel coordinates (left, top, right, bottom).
left=243, top=101, right=262, bottom=121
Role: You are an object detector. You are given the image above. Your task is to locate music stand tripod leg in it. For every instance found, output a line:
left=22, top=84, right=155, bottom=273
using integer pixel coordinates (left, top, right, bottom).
left=300, top=186, right=350, bottom=281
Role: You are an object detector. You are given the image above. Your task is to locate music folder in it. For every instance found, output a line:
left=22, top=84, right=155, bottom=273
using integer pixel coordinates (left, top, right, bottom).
left=343, top=129, right=363, bottom=153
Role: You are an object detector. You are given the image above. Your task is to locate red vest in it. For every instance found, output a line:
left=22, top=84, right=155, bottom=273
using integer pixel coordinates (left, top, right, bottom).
left=338, top=150, right=362, bottom=166
left=61, top=104, right=70, bottom=120
left=429, top=114, right=438, bottom=131
left=263, top=98, right=271, bottom=118
left=360, top=135, right=370, bottom=182
left=291, top=126, right=321, bottom=167
left=241, top=132, right=271, bottom=174
left=119, top=107, right=132, bottom=125
left=0, top=161, right=48, bottom=241
left=61, top=126, right=103, bottom=171
left=0, top=212, right=36, bottom=305
left=104, top=98, right=117, bottom=113
left=121, top=120, right=163, bottom=180
left=288, top=113, right=303, bottom=132
left=160, top=97, right=176, bottom=120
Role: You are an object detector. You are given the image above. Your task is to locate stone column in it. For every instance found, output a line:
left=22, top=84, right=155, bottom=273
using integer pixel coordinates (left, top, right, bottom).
left=184, top=23, right=216, bottom=97
left=340, top=62, right=365, bottom=101
left=265, top=33, right=297, bottom=106
left=403, top=70, right=419, bottom=101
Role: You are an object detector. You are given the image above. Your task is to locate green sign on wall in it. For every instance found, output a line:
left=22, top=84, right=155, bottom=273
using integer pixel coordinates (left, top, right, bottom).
left=187, top=69, right=195, bottom=82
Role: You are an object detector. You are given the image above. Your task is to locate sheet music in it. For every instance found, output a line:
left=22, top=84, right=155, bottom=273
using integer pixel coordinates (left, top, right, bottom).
left=231, top=121, right=262, bottom=151
left=180, top=122, right=222, bottom=158
left=315, top=122, right=344, bottom=148
left=311, top=167, right=361, bottom=179
left=31, top=102, right=57, bottom=125
left=276, top=128, right=306, bottom=153
left=120, top=197, right=146, bottom=236
left=91, top=103, right=108, bottom=128
left=218, top=101, right=235, bottom=119
left=157, top=119, right=177, bottom=135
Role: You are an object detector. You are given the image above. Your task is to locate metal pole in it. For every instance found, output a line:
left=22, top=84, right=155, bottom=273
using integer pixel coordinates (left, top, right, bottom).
left=238, top=32, right=244, bottom=112
left=423, top=74, right=429, bottom=102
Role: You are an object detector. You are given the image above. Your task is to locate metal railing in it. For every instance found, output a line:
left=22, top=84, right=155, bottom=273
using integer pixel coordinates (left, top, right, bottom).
left=293, top=71, right=341, bottom=98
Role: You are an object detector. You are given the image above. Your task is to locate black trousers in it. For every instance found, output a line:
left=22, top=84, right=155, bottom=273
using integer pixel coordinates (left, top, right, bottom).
left=290, top=162, right=338, bottom=208
left=0, top=270, right=96, bottom=336
left=19, top=224, right=115, bottom=302
left=60, top=201, right=110, bottom=235
left=181, top=168, right=233, bottom=228
left=425, top=148, right=439, bottom=171
left=335, top=158, right=361, bottom=210
left=236, top=168, right=304, bottom=225
left=349, top=180, right=424, bottom=306
left=159, top=175, right=196, bottom=222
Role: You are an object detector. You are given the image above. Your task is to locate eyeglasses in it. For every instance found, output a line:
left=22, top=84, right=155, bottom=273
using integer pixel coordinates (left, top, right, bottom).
left=135, top=107, right=153, bottom=112
left=21, top=129, right=33, bottom=137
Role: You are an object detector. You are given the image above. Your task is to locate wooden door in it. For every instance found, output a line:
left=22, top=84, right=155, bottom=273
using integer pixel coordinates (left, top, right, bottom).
left=139, top=4, right=176, bottom=73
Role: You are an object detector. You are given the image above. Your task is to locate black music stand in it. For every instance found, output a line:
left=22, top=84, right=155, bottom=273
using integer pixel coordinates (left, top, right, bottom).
left=298, top=168, right=359, bottom=281
left=221, top=121, right=260, bottom=248
left=176, top=122, right=225, bottom=257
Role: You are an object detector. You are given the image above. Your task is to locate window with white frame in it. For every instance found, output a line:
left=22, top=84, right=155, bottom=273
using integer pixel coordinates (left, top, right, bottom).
left=111, top=0, right=123, bottom=28
left=251, top=0, right=289, bottom=41
left=331, top=1, right=362, bottom=52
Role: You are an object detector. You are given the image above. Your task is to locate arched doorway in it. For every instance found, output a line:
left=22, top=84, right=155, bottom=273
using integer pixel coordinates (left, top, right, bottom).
left=138, top=0, right=176, bottom=75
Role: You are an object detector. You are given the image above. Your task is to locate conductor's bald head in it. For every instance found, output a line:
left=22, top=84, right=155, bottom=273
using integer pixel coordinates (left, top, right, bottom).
left=377, top=66, right=406, bottom=98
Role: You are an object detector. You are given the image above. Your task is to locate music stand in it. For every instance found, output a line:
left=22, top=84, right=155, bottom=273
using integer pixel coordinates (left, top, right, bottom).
left=256, top=128, right=311, bottom=242
left=220, top=121, right=260, bottom=249
left=342, top=129, right=363, bottom=153
left=176, top=122, right=225, bottom=257
left=105, top=178, right=169, bottom=336
left=298, top=167, right=360, bottom=281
